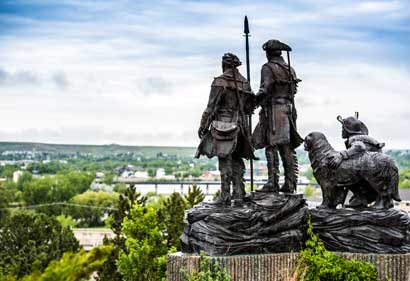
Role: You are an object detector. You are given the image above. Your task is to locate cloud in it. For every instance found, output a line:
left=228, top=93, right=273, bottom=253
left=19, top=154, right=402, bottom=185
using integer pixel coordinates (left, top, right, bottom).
left=0, top=68, right=40, bottom=86
left=52, top=71, right=69, bottom=89
left=0, top=0, right=409, bottom=148
left=137, top=77, right=172, bottom=96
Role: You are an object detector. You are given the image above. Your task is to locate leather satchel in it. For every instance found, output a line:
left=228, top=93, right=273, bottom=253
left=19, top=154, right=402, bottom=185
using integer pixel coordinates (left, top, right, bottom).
left=211, top=120, right=239, bottom=140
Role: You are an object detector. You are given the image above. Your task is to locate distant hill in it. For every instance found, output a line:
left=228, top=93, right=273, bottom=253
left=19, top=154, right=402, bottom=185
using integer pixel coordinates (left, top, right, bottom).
left=0, top=142, right=409, bottom=169
left=0, top=142, right=196, bottom=158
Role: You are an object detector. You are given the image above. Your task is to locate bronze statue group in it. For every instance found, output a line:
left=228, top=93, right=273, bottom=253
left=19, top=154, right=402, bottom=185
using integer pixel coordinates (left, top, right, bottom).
left=195, top=39, right=401, bottom=210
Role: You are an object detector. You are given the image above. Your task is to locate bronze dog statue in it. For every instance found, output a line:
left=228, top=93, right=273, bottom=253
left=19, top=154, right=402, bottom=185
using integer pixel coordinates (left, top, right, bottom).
left=304, top=132, right=401, bottom=209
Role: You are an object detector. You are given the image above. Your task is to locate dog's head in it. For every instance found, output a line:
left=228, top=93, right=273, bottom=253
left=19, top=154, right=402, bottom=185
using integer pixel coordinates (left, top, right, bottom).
left=304, top=132, right=327, bottom=151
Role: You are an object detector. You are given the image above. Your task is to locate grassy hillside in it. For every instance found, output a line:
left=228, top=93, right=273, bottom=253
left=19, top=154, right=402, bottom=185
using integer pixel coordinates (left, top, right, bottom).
left=1, top=142, right=409, bottom=169
left=0, top=142, right=196, bottom=158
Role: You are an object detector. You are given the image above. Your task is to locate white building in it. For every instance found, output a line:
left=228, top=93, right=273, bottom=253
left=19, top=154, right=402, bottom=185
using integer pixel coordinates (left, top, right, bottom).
left=156, top=168, right=166, bottom=178
left=13, top=171, right=24, bottom=183
left=134, top=171, right=149, bottom=179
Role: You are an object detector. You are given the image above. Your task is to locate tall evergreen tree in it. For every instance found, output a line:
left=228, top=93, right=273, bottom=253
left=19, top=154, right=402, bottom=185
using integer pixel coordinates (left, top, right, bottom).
left=184, top=184, right=205, bottom=208
left=159, top=192, right=187, bottom=249
left=117, top=204, right=168, bottom=281
left=97, top=185, right=146, bottom=281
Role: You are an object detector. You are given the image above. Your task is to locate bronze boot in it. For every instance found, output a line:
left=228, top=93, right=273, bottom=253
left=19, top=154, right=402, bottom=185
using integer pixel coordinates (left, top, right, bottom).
left=279, top=146, right=298, bottom=193
left=257, top=147, right=279, bottom=193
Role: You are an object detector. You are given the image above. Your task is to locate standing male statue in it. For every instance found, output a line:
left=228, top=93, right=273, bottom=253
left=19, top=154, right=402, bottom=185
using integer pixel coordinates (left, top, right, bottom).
left=196, top=53, right=256, bottom=205
left=253, top=39, right=303, bottom=193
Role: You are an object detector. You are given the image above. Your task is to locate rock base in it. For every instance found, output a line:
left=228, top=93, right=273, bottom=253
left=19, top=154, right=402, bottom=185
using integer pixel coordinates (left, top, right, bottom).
left=181, top=192, right=308, bottom=255
left=310, top=208, right=410, bottom=254
left=167, top=252, right=410, bottom=281
left=181, top=192, right=410, bottom=255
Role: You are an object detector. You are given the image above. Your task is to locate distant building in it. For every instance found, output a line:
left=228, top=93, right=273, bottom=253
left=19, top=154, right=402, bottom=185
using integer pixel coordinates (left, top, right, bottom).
left=73, top=228, right=114, bottom=251
left=201, top=171, right=218, bottom=181
left=155, top=168, right=175, bottom=180
left=156, top=168, right=166, bottom=178
left=134, top=171, right=149, bottom=179
left=13, top=171, right=24, bottom=183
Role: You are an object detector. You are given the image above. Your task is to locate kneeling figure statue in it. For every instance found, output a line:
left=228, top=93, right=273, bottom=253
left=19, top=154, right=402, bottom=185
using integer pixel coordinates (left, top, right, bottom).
left=304, top=113, right=401, bottom=209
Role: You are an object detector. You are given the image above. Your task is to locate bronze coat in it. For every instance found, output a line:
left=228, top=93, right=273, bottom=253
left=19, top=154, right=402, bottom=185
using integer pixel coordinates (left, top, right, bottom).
left=196, top=68, right=255, bottom=159
left=252, top=56, right=303, bottom=149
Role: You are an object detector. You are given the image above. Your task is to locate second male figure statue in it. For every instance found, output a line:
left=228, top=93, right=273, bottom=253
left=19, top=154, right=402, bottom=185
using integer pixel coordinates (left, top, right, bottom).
left=196, top=53, right=255, bottom=205
left=253, top=39, right=303, bottom=193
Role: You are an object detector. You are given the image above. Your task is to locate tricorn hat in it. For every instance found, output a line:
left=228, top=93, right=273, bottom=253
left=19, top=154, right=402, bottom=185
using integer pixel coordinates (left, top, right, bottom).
left=262, top=39, right=292, bottom=52
left=222, top=53, right=242, bottom=67
left=337, top=112, right=369, bottom=135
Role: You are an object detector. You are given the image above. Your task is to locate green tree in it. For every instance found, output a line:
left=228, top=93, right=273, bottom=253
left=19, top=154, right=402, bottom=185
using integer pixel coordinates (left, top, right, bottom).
left=103, top=172, right=115, bottom=185
left=147, top=168, right=156, bottom=178
left=97, top=185, right=146, bottom=281
left=20, top=246, right=112, bottom=281
left=399, top=169, right=410, bottom=189
left=184, top=185, right=205, bottom=208
left=0, top=179, right=19, bottom=224
left=69, top=191, right=118, bottom=227
left=158, top=192, right=186, bottom=249
left=0, top=211, right=80, bottom=278
left=21, top=172, right=94, bottom=215
left=16, top=172, right=33, bottom=191
left=117, top=204, right=168, bottom=281
left=113, top=183, right=128, bottom=193
left=0, top=164, right=20, bottom=178
left=55, top=214, right=77, bottom=228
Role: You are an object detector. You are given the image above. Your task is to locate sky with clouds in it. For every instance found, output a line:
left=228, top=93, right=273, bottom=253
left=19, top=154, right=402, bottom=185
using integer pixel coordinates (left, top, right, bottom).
left=0, top=0, right=409, bottom=149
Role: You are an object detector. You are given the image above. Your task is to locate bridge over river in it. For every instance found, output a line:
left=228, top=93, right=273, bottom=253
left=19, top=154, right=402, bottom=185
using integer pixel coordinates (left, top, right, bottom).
left=111, top=179, right=319, bottom=196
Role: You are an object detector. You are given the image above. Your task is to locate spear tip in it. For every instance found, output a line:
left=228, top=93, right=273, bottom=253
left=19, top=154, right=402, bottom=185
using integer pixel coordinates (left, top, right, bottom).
left=244, top=15, right=249, bottom=34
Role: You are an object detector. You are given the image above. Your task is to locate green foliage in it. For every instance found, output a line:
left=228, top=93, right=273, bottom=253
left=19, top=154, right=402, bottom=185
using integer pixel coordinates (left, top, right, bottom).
left=147, top=168, right=156, bottom=177
left=184, top=185, right=205, bottom=208
left=16, top=172, right=33, bottom=191
left=0, top=211, right=80, bottom=278
left=69, top=191, right=118, bottom=227
left=183, top=253, right=231, bottom=281
left=0, top=165, right=20, bottom=178
left=97, top=185, right=146, bottom=281
left=0, top=184, right=14, bottom=222
left=21, top=171, right=94, bottom=215
left=159, top=192, right=187, bottom=249
left=386, top=150, right=410, bottom=170
left=20, top=246, right=112, bottom=281
left=303, top=185, right=315, bottom=197
left=399, top=169, right=410, bottom=189
left=296, top=218, right=378, bottom=281
left=55, top=214, right=77, bottom=228
left=103, top=172, right=115, bottom=185
left=113, top=183, right=128, bottom=193
left=26, top=162, right=66, bottom=175
left=146, top=194, right=167, bottom=210
left=117, top=204, right=168, bottom=281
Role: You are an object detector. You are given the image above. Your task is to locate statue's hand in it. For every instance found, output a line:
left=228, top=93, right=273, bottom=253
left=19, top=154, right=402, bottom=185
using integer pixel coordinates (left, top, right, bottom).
left=198, top=127, right=208, bottom=139
left=328, top=153, right=343, bottom=169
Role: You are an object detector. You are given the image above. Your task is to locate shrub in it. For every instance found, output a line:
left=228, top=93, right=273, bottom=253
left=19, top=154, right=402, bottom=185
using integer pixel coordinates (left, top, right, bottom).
left=296, top=217, right=378, bottom=281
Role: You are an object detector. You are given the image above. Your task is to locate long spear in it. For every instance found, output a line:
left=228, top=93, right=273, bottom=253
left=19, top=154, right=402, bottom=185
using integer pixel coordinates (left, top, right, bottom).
left=244, top=15, right=254, bottom=191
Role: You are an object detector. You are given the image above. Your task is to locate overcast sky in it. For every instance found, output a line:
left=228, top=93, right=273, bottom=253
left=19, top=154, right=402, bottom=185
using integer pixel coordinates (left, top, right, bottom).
left=0, top=0, right=409, bottom=149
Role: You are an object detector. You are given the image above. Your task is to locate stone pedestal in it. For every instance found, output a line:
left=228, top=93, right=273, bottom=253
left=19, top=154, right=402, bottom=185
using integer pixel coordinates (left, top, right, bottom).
left=167, top=252, right=410, bottom=281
